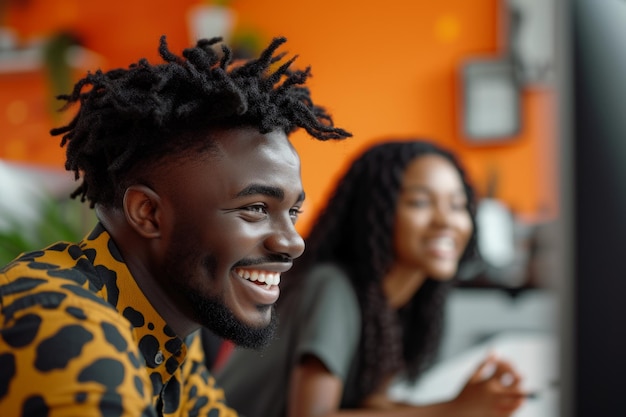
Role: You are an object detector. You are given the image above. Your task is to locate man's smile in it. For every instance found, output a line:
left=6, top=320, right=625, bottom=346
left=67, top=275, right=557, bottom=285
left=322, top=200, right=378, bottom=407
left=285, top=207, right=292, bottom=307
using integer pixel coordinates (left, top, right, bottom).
left=234, top=268, right=281, bottom=289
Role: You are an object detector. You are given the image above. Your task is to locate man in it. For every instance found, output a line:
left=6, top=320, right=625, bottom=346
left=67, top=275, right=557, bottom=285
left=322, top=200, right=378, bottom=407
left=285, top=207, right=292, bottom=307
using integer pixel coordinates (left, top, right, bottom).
left=0, top=35, right=351, bottom=416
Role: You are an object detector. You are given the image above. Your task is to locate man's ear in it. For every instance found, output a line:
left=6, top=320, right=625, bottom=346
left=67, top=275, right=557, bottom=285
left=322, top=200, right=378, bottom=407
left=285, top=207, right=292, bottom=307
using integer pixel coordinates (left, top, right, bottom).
left=123, top=185, right=162, bottom=238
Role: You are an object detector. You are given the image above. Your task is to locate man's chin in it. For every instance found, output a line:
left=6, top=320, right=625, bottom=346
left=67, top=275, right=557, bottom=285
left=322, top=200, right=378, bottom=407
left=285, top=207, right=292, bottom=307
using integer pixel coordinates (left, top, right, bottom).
left=209, top=311, right=278, bottom=350
left=196, top=300, right=278, bottom=350
left=182, top=287, right=278, bottom=349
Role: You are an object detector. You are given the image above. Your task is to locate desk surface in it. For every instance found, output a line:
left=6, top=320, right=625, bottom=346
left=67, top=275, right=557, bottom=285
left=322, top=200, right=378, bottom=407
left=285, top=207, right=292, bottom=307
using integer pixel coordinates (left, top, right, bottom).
left=388, top=331, right=559, bottom=417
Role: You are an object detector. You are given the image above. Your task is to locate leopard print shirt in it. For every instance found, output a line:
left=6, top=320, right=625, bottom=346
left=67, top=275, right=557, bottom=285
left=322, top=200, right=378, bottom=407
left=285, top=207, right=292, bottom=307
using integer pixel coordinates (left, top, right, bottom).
left=0, top=223, right=238, bottom=417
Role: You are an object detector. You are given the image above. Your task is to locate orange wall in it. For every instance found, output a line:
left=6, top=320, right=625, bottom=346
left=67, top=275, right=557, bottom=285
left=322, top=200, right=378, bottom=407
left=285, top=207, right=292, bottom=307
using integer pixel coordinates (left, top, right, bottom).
left=1, top=0, right=557, bottom=234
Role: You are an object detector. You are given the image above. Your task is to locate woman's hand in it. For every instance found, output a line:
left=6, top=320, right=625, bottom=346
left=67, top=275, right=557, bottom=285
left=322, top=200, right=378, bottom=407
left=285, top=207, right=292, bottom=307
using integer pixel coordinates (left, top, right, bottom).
left=449, top=353, right=527, bottom=417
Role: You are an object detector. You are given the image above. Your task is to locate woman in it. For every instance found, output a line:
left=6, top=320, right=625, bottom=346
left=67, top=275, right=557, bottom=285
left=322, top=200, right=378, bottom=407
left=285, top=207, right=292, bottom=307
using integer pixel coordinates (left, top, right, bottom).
left=216, top=140, right=526, bottom=417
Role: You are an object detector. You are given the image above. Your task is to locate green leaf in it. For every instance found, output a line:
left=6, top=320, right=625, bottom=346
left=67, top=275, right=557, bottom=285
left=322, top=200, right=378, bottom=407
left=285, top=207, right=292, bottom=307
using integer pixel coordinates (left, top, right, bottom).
left=0, top=193, right=95, bottom=266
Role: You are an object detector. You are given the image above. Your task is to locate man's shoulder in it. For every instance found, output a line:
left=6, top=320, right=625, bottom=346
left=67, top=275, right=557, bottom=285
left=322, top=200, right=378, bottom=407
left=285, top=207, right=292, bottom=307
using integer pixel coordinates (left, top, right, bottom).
left=0, top=242, right=115, bottom=318
left=0, top=244, right=152, bottom=417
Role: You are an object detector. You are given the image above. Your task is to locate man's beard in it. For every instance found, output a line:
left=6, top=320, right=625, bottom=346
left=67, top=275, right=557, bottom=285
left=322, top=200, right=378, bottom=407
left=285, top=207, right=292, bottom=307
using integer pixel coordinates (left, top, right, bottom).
left=181, top=285, right=278, bottom=350
left=161, top=229, right=278, bottom=350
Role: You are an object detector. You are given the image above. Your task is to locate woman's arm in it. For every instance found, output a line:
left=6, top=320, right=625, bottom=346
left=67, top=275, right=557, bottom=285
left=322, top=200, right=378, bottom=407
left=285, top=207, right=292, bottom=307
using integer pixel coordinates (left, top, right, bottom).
left=287, top=355, right=445, bottom=417
left=287, top=354, right=343, bottom=417
left=286, top=354, right=526, bottom=417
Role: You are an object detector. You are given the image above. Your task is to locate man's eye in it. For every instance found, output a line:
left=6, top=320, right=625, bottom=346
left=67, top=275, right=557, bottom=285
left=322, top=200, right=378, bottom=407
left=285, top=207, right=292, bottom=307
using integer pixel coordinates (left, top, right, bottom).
left=238, top=204, right=268, bottom=222
left=289, top=207, right=303, bottom=220
left=245, top=205, right=267, bottom=214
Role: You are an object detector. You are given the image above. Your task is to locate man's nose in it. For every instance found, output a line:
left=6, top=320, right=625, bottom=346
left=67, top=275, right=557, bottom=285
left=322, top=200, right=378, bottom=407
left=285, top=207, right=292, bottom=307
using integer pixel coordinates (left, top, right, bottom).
left=265, top=219, right=306, bottom=259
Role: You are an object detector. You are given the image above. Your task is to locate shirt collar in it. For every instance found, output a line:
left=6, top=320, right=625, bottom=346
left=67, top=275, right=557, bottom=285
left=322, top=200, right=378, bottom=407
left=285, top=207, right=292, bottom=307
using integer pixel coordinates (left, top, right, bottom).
left=80, top=223, right=187, bottom=380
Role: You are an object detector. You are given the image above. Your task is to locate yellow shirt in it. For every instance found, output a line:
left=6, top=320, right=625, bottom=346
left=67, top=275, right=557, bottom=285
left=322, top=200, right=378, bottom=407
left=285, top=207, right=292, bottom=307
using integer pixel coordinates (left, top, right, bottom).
left=0, top=223, right=237, bottom=417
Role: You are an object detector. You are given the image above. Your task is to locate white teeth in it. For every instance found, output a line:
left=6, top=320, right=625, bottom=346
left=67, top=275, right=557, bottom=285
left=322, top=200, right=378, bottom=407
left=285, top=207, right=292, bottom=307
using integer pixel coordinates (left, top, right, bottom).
left=235, top=269, right=281, bottom=287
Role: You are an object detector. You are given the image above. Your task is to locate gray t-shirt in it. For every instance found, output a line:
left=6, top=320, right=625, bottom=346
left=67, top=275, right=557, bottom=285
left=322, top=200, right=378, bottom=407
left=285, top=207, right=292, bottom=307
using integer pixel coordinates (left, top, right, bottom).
left=216, top=263, right=361, bottom=417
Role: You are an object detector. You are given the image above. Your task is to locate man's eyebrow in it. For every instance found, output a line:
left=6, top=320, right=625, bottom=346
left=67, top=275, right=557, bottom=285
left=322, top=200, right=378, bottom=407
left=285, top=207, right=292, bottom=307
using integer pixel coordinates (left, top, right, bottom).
left=236, top=184, right=284, bottom=200
left=236, top=185, right=306, bottom=204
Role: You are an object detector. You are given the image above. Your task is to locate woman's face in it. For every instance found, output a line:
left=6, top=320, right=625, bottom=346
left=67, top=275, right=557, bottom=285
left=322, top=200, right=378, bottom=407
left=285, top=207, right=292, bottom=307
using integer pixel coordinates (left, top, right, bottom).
left=393, top=154, right=473, bottom=280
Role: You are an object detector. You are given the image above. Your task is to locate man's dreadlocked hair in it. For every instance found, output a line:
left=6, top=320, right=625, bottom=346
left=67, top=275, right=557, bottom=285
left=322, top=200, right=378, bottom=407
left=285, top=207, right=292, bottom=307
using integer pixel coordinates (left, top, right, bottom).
left=50, top=35, right=351, bottom=208
left=283, top=140, right=478, bottom=406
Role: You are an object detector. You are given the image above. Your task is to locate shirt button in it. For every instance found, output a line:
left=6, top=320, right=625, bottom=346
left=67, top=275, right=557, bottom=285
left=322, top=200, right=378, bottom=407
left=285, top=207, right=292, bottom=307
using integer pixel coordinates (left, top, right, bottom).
left=155, top=351, right=164, bottom=365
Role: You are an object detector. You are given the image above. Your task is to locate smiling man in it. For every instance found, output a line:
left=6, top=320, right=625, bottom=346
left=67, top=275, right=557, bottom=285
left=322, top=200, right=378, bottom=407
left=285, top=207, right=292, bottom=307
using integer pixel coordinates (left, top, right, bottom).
left=0, top=36, right=350, bottom=416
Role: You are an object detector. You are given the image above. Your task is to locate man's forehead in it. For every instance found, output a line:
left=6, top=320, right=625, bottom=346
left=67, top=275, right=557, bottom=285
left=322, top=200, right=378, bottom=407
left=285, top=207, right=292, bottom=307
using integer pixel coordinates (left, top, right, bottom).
left=208, top=127, right=289, bottom=146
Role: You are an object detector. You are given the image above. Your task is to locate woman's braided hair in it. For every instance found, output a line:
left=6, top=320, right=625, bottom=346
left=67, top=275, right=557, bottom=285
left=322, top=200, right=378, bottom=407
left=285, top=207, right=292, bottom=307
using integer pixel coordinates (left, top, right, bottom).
left=50, top=36, right=351, bottom=208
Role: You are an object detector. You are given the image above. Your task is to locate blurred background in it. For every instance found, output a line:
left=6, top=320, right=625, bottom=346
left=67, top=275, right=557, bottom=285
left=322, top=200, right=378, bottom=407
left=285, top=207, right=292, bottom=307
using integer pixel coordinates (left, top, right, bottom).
left=0, top=0, right=623, bottom=416
left=0, top=0, right=558, bottom=285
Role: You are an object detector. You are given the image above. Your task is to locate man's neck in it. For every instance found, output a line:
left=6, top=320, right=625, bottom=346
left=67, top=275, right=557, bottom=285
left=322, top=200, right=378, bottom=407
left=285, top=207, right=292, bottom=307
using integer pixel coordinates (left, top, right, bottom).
left=96, top=207, right=200, bottom=338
